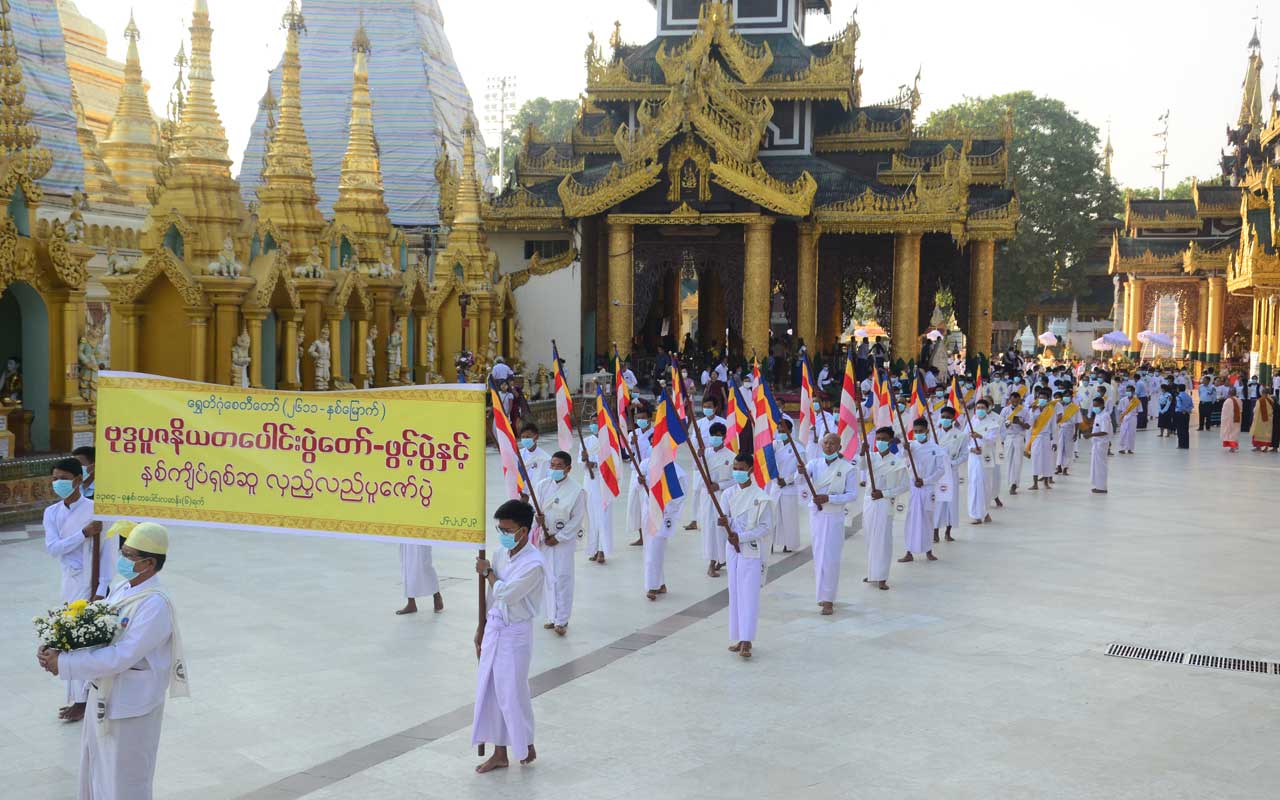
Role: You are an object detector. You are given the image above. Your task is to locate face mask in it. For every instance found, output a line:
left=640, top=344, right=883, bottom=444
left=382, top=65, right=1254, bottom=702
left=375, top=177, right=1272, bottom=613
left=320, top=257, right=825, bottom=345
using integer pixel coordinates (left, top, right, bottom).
left=964, top=384, right=974, bottom=391
left=81, top=483, right=94, bottom=499
left=896, top=403, right=905, bottom=412
left=914, top=432, right=927, bottom=443
left=710, top=435, right=724, bottom=447
left=499, top=531, right=519, bottom=550
left=589, top=423, right=599, bottom=435
left=702, top=407, right=714, bottom=418
left=731, top=469, right=751, bottom=484
left=824, top=452, right=839, bottom=463
left=1094, top=406, right=1104, bottom=414
left=636, top=418, right=650, bottom=430
left=779, top=432, right=789, bottom=443
left=550, top=468, right=566, bottom=481
left=1126, top=390, right=1134, bottom=396
left=875, top=440, right=890, bottom=454
left=976, top=409, right=988, bottom=419
left=1037, top=399, right=1047, bottom=407
left=52, top=479, right=76, bottom=499
left=520, top=437, right=534, bottom=450
left=116, top=554, right=139, bottom=582
left=941, top=418, right=954, bottom=429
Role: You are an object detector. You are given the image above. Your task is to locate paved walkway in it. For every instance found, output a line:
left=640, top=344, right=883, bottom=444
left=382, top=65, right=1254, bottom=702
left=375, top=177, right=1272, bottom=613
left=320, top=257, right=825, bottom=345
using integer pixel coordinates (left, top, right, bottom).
left=3, top=426, right=1278, bottom=799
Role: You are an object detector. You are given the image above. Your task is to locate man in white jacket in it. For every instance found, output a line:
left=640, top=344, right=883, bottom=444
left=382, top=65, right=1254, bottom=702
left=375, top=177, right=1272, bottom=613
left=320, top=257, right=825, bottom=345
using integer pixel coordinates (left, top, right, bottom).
left=719, top=454, right=779, bottom=659
left=534, top=452, right=586, bottom=636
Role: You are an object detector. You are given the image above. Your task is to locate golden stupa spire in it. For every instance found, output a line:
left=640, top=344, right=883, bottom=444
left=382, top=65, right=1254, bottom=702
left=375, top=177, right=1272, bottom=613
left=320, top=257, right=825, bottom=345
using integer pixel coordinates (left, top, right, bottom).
left=101, top=11, right=160, bottom=206
left=171, top=0, right=232, bottom=175
left=256, top=0, right=325, bottom=266
left=0, top=0, right=51, bottom=180
left=71, top=82, right=130, bottom=205
left=336, top=15, right=388, bottom=210
left=454, top=117, right=484, bottom=229
left=1239, top=25, right=1264, bottom=139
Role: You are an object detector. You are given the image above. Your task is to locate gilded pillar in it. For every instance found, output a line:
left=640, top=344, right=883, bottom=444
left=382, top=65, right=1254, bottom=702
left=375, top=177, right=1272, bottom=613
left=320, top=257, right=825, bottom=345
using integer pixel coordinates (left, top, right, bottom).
left=188, top=308, right=211, bottom=382
left=967, top=239, right=995, bottom=359
left=1121, top=280, right=1133, bottom=351
left=742, top=217, right=774, bottom=361
left=1196, top=285, right=1210, bottom=363
left=117, top=304, right=141, bottom=372
left=296, top=280, right=336, bottom=391
left=823, top=270, right=842, bottom=353
left=1206, top=276, right=1225, bottom=364
left=370, top=286, right=395, bottom=386
left=796, top=222, right=820, bottom=351
left=607, top=220, right=633, bottom=355
left=1128, top=279, right=1145, bottom=359
left=595, top=218, right=610, bottom=356
left=1263, top=295, right=1276, bottom=370
left=1251, top=296, right=1262, bottom=355
left=327, top=313, right=344, bottom=384
left=56, top=291, right=81, bottom=404
left=414, top=311, right=428, bottom=384
left=891, top=233, right=922, bottom=362
left=703, top=268, right=726, bottom=352
left=197, top=277, right=254, bottom=386
left=279, top=309, right=301, bottom=390
left=244, top=309, right=266, bottom=388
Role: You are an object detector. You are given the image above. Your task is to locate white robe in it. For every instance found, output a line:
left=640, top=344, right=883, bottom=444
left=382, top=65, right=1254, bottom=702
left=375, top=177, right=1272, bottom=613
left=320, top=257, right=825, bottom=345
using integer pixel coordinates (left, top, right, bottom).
left=399, top=543, right=439, bottom=598
left=932, top=426, right=965, bottom=529
left=769, top=438, right=802, bottom=551
left=641, top=463, right=686, bottom=591
left=863, top=452, right=906, bottom=581
left=581, top=435, right=614, bottom=557
left=1028, top=405, right=1057, bottom=478
left=698, top=447, right=735, bottom=562
left=1117, top=398, right=1139, bottom=451
left=966, top=419, right=999, bottom=519
left=534, top=477, right=586, bottom=626
left=722, top=483, right=777, bottom=642
left=1090, top=411, right=1112, bottom=491
left=1056, top=408, right=1078, bottom=468
left=689, top=415, right=728, bottom=522
left=44, top=496, right=101, bottom=705
left=806, top=456, right=859, bottom=602
left=624, top=431, right=653, bottom=535
left=903, top=441, right=946, bottom=554
left=472, top=545, right=545, bottom=756
left=1001, top=405, right=1028, bottom=487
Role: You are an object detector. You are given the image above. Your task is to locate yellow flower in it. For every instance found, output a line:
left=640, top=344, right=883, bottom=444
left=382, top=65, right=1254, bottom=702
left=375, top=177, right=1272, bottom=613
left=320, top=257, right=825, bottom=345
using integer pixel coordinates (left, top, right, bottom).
left=63, top=599, right=88, bottom=619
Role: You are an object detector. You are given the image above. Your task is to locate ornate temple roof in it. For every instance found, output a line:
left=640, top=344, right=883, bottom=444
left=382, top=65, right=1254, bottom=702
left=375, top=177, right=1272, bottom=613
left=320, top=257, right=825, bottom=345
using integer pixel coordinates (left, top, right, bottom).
left=238, top=0, right=489, bottom=226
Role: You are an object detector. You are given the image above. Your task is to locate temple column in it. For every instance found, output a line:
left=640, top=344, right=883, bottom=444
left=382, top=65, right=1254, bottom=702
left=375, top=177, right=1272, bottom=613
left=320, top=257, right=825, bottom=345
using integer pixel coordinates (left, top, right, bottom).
left=296, top=280, right=336, bottom=390
left=1121, top=280, right=1133, bottom=350
left=663, top=267, right=681, bottom=345
left=1263, top=295, right=1276, bottom=372
left=742, top=217, right=774, bottom=361
left=1206, top=276, right=1225, bottom=365
left=1197, top=285, right=1210, bottom=364
left=117, top=303, right=141, bottom=372
left=278, top=308, right=301, bottom=390
left=822, top=265, right=842, bottom=353
left=796, top=222, right=820, bottom=351
left=243, top=309, right=266, bottom=388
left=595, top=218, right=609, bottom=356
left=1128, top=278, right=1145, bottom=359
left=197, top=278, right=253, bottom=385
left=187, top=307, right=211, bottom=383
left=967, top=239, right=994, bottom=360
left=891, top=232, right=922, bottom=363
left=413, top=310, right=428, bottom=384
left=1251, top=295, right=1262, bottom=356
left=370, top=285, right=396, bottom=386
left=327, top=312, right=344, bottom=384
left=607, top=220, right=633, bottom=355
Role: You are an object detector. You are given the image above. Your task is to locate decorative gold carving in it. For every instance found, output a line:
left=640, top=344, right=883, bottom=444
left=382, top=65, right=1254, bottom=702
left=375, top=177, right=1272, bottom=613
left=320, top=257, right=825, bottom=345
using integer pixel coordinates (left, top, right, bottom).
left=508, top=246, right=578, bottom=289
left=814, top=111, right=912, bottom=153
left=654, top=2, right=773, bottom=86
left=666, top=136, right=711, bottom=203
left=558, top=159, right=662, bottom=219
left=434, top=135, right=459, bottom=227
left=607, top=208, right=767, bottom=226
left=483, top=186, right=566, bottom=231
left=816, top=154, right=971, bottom=235
left=0, top=0, right=52, bottom=180
left=707, top=155, right=815, bottom=217
left=103, top=245, right=207, bottom=307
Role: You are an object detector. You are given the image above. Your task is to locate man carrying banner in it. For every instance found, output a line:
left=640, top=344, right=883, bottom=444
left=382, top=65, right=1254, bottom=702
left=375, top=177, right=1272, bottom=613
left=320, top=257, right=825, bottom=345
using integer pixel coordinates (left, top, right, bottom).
left=625, top=403, right=655, bottom=547
left=397, top=544, right=444, bottom=616
left=642, top=393, right=688, bottom=600
left=474, top=500, right=546, bottom=774
left=720, top=453, right=778, bottom=659
left=967, top=400, right=1000, bottom=524
left=804, top=432, right=859, bottom=614
left=534, top=451, right=586, bottom=636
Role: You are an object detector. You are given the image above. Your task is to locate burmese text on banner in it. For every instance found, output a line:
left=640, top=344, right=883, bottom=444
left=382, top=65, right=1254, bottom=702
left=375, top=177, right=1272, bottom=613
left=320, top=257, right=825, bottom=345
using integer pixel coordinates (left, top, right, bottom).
left=92, top=372, right=487, bottom=547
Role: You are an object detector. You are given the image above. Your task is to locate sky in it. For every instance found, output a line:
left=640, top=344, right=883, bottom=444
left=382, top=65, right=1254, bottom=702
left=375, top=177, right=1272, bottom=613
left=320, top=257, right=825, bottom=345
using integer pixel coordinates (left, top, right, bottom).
left=74, top=0, right=1274, bottom=191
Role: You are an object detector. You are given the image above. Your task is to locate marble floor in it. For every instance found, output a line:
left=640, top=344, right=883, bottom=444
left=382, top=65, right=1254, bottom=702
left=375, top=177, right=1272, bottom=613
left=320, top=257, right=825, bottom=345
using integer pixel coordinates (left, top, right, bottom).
left=3, top=424, right=1278, bottom=799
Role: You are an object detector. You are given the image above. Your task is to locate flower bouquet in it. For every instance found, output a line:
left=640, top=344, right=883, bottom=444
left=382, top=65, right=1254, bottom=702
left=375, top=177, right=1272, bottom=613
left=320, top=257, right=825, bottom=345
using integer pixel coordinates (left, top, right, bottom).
left=455, top=349, right=475, bottom=383
left=34, top=599, right=119, bottom=652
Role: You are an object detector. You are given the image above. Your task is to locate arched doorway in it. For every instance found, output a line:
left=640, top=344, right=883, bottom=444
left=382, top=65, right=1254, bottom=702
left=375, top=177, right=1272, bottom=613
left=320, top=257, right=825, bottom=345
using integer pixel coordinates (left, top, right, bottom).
left=0, top=282, right=49, bottom=450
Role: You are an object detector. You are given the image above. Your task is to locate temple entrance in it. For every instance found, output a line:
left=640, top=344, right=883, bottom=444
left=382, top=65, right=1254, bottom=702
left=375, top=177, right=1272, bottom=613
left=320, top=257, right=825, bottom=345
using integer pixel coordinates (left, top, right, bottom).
left=0, top=282, right=49, bottom=450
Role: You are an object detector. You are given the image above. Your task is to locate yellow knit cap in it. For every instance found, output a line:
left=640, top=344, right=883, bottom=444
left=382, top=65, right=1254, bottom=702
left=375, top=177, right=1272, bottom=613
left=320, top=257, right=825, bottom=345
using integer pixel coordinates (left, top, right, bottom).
left=124, top=522, right=169, bottom=555
left=106, top=520, right=138, bottom=540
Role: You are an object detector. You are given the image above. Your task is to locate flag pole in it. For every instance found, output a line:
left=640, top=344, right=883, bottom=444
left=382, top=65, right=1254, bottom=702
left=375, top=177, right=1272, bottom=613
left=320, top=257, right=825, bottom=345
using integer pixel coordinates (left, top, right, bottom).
left=915, top=368, right=941, bottom=444
left=671, top=391, right=738, bottom=554
left=884, top=369, right=921, bottom=483
left=850, top=346, right=878, bottom=494
left=574, top=399, right=597, bottom=480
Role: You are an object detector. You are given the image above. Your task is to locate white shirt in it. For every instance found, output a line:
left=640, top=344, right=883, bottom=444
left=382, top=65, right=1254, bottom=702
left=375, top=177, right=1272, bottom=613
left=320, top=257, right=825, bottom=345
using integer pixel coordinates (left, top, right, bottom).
left=520, top=445, right=553, bottom=487
left=700, top=370, right=711, bottom=387
left=487, top=544, right=545, bottom=625
left=61, top=575, right=174, bottom=720
left=44, top=496, right=112, bottom=596
left=534, top=476, right=586, bottom=548
left=491, top=362, right=514, bottom=382
left=804, top=456, right=859, bottom=512
left=714, top=363, right=729, bottom=383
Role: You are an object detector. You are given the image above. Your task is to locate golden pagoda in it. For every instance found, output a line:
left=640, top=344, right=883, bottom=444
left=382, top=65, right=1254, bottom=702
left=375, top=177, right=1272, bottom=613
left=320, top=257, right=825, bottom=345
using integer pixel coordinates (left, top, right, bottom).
left=70, top=81, right=130, bottom=206
left=99, top=12, right=159, bottom=207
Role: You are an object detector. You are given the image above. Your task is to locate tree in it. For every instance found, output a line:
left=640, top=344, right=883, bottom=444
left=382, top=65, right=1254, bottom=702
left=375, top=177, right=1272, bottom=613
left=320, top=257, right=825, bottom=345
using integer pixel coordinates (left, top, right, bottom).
left=926, top=92, right=1114, bottom=320
left=485, top=97, right=579, bottom=178
left=1125, top=175, right=1214, bottom=200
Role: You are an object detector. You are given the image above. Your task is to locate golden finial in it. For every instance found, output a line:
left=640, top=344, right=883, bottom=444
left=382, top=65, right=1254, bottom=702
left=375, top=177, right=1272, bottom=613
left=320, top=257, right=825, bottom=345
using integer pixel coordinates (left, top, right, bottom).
left=609, top=20, right=622, bottom=51
left=102, top=5, right=161, bottom=205
left=333, top=10, right=391, bottom=262
left=171, top=0, right=232, bottom=174
left=281, top=0, right=306, bottom=34
left=453, top=117, right=483, bottom=227
left=353, top=11, right=371, bottom=55
left=0, top=0, right=52, bottom=180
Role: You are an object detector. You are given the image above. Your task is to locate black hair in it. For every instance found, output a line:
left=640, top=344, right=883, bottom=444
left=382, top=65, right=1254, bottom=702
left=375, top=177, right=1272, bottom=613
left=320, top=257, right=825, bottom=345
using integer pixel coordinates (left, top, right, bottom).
left=778, top=417, right=793, bottom=432
left=133, top=550, right=166, bottom=572
left=72, top=445, right=95, bottom=462
left=53, top=457, right=83, bottom=477
left=518, top=421, right=539, bottom=435
left=633, top=401, right=652, bottom=415
left=875, top=426, right=895, bottom=439
left=709, top=422, right=726, bottom=436
left=941, top=406, right=957, bottom=417
left=551, top=450, right=572, bottom=466
left=912, top=418, right=929, bottom=430
left=976, top=398, right=990, bottom=408
left=494, top=499, right=534, bottom=529
left=733, top=453, right=753, bottom=468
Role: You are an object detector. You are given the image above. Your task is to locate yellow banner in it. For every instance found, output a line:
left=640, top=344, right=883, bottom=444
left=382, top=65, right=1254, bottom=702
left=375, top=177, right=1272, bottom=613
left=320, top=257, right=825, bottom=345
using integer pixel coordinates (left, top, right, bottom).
left=92, top=372, right=487, bottom=547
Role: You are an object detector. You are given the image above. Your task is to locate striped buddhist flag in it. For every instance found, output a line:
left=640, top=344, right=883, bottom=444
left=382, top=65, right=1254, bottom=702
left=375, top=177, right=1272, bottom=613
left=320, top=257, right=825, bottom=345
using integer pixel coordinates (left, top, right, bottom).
left=614, top=351, right=631, bottom=438
left=491, top=387, right=526, bottom=499
left=750, top=365, right=779, bottom=487
left=836, top=356, right=861, bottom=459
left=594, top=386, right=621, bottom=502
left=725, top=377, right=751, bottom=453
left=948, top=376, right=962, bottom=411
left=645, top=391, right=687, bottom=533
left=669, top=362, right=688, bottom=422
left=552, top=341, right=574, bottom=452
left=797, top=352, right=815, bottom=447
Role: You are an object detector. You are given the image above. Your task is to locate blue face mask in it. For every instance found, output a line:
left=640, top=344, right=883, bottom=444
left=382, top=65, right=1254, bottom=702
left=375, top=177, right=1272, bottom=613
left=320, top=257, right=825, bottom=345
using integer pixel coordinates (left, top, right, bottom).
left=941, top=418, right=954, bottom=428
left=636, top=418, right=650, bottom=430
left=550, top=468, right=566, bottom=482
left=875, top=440, right=890, bottom=454
left=709, top=435, right=724, bottom=447
left=81, top=483, right=94, bottom=498
left=117, top=554, right=139, bottom=581
left=52, top=479, right=76, bottom=499
left=731, top=469, right=751, bottom=484
left=520, top=437, right=534, bottom=450
left=588, top=423, right=599, bottom=435
left=914, top=432, right=927, bottom=443
left=499, top=532, right=518, bottom=550
left=824, top=452, right=839, bottom=463
left=702, top=407, right=714, bottom=418
left=976, top=409, right=988, bottom=418
left=778, top=432, right=789, bottom=443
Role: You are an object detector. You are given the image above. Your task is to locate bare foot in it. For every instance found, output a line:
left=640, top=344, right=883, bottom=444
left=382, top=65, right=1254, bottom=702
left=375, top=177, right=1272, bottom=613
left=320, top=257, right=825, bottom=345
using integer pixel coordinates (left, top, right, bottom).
left=520, top=745, right=537, bottom=766
left=587, top=553, right=598, bottom=562
left=63, top=703, right=86, bottom=723
left=932, top=531, right=940, bottom=543
left=945, top=532, right=955, bottom=542
left=898, top=553, right=914, bottom=563
left=684, top=521, right=698, bottom=530
left=877, top=581, right=889, bottom=591
left=820, top=602, right=834, bottom=616
left=707, top=563, right=720, bottom=578
left=646, top=591, right=657, bottom=601
left=657, top=584, right=667, bottom=594
left=597, top=554, right=606, bottom=565
left=57, top=705, right=71, bottom=720
left=1091, top=488, right=1108, bottom=494
left=926, top=552, right=938, bottom=561
left=984, top=514, right=993, bottom=523
left=739, top=643, right=753, bottom=659
left=433, top=593, right=444, bottom=613
left=543, top=622, right=556, bottom=630
left=971, top=519, right=983, bottom=525
left=630, top=537, right=643, bottom=547
left=396, top=599, right=418, bottom=615
left=475, top=753, right=508, bottom=774
left=994, top=497, right=1004, bottom=508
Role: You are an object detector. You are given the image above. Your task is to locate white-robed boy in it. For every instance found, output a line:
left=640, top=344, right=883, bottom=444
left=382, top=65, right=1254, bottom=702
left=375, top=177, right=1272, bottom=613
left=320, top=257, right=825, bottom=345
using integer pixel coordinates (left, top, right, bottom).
left=719, top=454, right=779, bottom=659
left=686, top=398, right=727, bottom=531
left=770, top=418, right=802, bottom=553
left=862, top=427, right=908, bottom=590
left=579, top=415, right=614, bottom=564
left=802, top=433, right=859, bottom=614
left=1001, top=391, right=1030, bottom=494
left=933, top=407, right=966, bottom=543
left=533, top=451, right=586, bottom=636
left=696, top=422, right=735, bottom=576
left=967, top=400, right=1000, bottom=524
left=899, top=418, right=947, bottom=564
left=1084, top=397, right=1113, bottom=494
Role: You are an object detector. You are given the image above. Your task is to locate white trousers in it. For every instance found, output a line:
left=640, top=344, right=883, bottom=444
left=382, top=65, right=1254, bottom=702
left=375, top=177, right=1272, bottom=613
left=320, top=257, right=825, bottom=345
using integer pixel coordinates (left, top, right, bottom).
left=540, top=541, right=576, bottom=626
left=966, top=454, right=988, bottom=519
left=626, top=476, right=645, bottom=535
left=933, top=462, right=959, bottom=528
left=1057, top=427, right=1074, bottom=468
left=1090, top=439, right=1109, bottom=491
left=1118, top=418, right=1137, bottom=451
left=399, top=543, right=439, bottom=598
left=863, top=498, right=893, bottom=581
left=726, top=548, right=762, bottom=642
left=583, top=477, right=612, bottom=556
left=78, top=690, right=164, bottom=800
left=471, top=612, right=534, bottom=756
left=1004, top=434, right=1026, bottom=486
left=643, top=535, right=668, bottom=591
left=1031, top=435, right=1054, bottom=477
left=810, top=511, right=845, bottom=602
left=774, top=491, right=800, bottom=550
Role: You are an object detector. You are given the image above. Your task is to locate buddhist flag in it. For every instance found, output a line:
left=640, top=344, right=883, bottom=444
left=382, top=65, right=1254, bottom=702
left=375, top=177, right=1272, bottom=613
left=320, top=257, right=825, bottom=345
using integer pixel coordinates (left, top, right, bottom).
left=669, top=362, right=688, bottom=423
left=614, top=351, right=631, bottom=438
left=904, top=377, right=926, bottom=429
left=725, top=377, right=751, bottom=453
left=552, top=341, right=573, bottom=452
left=645, top=391, right=686, bottom=534
left=491, top=387, right=526, bottom=499
left=798, top=352, right=815, bottom=447
left=751, top=366, right=780, bottom=488
left=871, top=368, right=893, bottom=428
left=594, top=386, right=621, bottom=503
left=947, top=377, right=962, bottom=412
left=836, top=356, right=861, bottom=459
